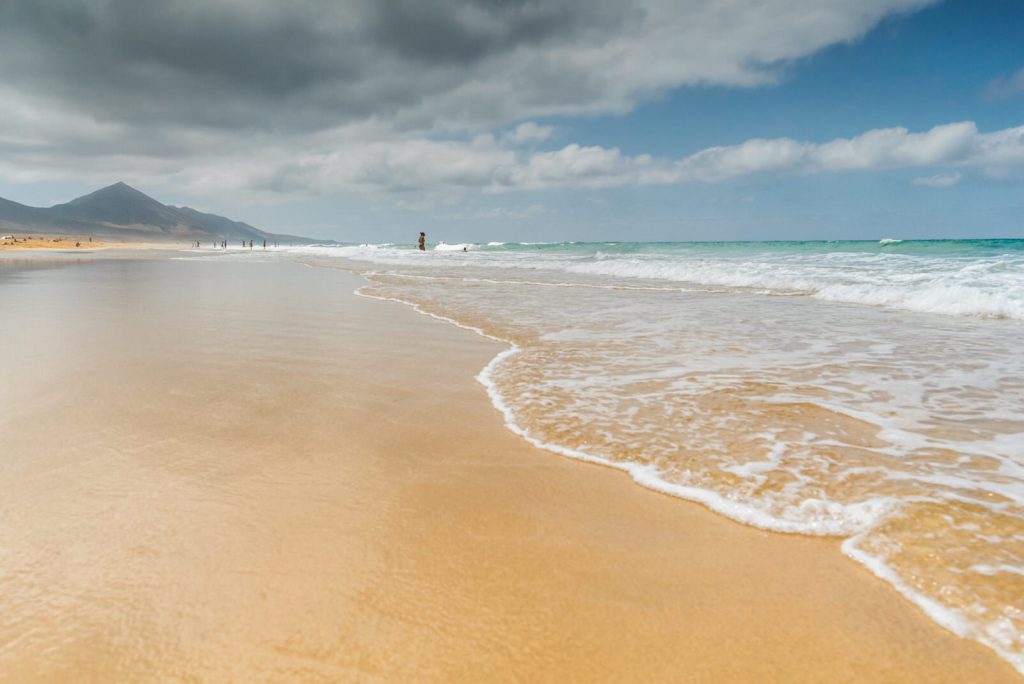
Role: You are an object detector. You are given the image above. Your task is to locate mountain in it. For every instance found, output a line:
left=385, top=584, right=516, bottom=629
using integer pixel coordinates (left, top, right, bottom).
left=0, top=182, right=315, bottom=244
left=0, top=196, right=50, bottom=226
left=49, top=182, right=189, bottom=229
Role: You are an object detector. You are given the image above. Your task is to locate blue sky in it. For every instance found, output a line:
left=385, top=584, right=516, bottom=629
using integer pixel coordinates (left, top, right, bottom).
left=0, top=0, right=1022, bottom=242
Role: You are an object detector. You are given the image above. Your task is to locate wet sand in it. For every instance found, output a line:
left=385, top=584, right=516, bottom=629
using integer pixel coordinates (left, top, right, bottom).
left=0, top=255, right=1017, bottom=682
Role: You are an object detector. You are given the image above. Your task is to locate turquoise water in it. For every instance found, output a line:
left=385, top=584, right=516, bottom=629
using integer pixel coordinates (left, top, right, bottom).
left=312, top=237, right=1024, bottom=320
left=406, top=237, right=1024, bottom=257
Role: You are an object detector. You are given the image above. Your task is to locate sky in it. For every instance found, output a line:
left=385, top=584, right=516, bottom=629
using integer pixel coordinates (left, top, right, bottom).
left=0, top=0, right=1022, bottom=243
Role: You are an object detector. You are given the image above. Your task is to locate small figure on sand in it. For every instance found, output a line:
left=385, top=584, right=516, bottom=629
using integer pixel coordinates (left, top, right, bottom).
left=418, top=232, right=426, bottom=251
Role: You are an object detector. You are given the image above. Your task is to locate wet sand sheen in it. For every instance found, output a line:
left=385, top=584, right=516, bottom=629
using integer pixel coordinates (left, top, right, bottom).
left=0, top=255, right=1017, bottom=681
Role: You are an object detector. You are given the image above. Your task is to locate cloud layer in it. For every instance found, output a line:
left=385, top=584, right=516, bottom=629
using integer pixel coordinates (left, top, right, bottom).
left=0, top=0, right=933, bottom=132
left=190, top=121, right=1024, bottom=195
left=11, top=1, right=1018, bottom=202
left=0, top=0, right=945, bottom=195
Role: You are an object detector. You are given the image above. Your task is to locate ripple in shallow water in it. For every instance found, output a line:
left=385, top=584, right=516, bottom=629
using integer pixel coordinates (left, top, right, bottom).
left=350, top=255, right=1024, bottom=673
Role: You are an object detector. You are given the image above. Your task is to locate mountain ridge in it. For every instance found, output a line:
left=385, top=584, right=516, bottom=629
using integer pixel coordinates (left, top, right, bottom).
left=0, top=182, right=316, bottom=244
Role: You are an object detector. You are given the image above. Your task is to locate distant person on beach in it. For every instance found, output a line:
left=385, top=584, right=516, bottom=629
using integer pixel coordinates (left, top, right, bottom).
left=418, top=232, right=426, bottom=251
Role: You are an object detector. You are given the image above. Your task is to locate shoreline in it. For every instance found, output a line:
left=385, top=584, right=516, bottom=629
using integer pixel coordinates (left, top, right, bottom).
left=0, top=236, right=181, bottom=251
left=352, top=262, right=1023, bottom=676
left=0, top=254, right=1017, bottom=681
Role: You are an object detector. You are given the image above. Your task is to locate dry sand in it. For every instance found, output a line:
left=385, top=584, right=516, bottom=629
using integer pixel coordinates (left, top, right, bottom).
left=0, top=235, right=162, bottom=251
left=0, top=255, right=1017, bottom=682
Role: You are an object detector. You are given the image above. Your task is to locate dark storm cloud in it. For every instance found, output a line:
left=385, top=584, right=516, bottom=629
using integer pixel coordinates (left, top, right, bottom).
left=363, top=0, right=615, bottom=64
left=3, top=1, right=362, bottom=130
left=0, top=0, right=631, bottom=131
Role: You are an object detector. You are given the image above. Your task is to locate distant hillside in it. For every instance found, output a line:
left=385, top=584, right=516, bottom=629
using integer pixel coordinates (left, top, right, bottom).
left=0, top=182, right=316, bottom=244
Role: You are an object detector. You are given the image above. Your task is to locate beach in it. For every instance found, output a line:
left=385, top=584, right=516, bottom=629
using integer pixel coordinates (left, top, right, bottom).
left=0, top=251, right=1017, bottom=681
left=0, top=236, right=157, bottom=251
left=325, top=238, right=1024, bottom=672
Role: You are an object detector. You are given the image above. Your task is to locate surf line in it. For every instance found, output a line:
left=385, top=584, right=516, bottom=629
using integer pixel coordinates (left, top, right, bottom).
left=348, top=273, right=1023, bottom=674
left=350, top=278, right=872, bottom=536
left=291, top=255, right=1023, bottom=674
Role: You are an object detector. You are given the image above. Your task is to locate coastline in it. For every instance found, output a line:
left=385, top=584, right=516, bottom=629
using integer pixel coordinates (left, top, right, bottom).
left=0, top=254, right=1017, bottom=681
left=0, top=236, right=180, bottom=251
left=353, top=264, right=1023, bottom=674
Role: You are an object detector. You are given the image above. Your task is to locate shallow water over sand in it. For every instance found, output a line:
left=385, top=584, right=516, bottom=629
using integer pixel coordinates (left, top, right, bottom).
left=298, top=240, right=1024, bottom=672
left=1, top=253, right=1020, bottom=681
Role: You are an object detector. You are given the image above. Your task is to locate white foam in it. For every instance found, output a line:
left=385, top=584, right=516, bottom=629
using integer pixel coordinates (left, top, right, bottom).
left=286, top=243, right=1024, bottom=320
left=843, top=538, right=1024, bottom=675
left=353, top=287, right=505, bottom=344
left=433, top=242, right=473, bottom=251
left=563, top=256, right=1024, bottom=319
left=322, top=252, right=1024, bottom=674
left=362, top=283, right=896, bottom=539
left=970, top=564, right=1024, bottom=577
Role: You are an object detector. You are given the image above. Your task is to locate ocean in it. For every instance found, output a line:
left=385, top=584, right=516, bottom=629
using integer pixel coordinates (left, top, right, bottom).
left=288, top=238, right=1024, bottom=672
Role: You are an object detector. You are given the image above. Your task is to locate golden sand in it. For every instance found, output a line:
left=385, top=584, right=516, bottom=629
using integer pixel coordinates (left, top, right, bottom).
left=0, top=256, right=1016, bottom=681
left=0, top=235, right=157, bottom=251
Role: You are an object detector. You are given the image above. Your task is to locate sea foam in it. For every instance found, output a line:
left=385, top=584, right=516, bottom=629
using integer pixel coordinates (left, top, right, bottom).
left=288, top=240, right=1024, bottom=320
left=309, top=239, right=1024, bottom=673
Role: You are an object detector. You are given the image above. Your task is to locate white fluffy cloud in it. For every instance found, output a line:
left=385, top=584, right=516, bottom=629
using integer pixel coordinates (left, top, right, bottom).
left=5, top=1, right=1018, bottom=204
left=668, top=122, right=1023, bottom=183
left=503, top=122, right=556, bottom=145
left=2, top=102, right=1022, bottom=196
left=0, top=0, right=940, bottom=195
left=104, top=120, right=1018, bottom=198
left=912, top=172, right=962, bottom=188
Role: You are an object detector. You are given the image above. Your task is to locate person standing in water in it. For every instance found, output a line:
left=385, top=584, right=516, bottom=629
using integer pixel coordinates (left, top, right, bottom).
left=418, top=232, right=426, bottom=251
